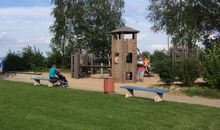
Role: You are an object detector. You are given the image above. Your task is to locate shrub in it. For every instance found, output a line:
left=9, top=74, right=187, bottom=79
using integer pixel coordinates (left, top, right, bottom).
left=152, top=50, right=201, bottom=86
left=203, top=45, right=220, bottom=88
left=22, top=46, right=46, bottom=70
left=3, top=46, right=46, bottom=72
left=152, top=51, right=175, bottom=85
left=176, top=56, right=201, bottom=86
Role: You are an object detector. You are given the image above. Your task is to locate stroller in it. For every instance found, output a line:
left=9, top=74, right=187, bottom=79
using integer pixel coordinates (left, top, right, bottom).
left=56, top=71, right=68, bottom=88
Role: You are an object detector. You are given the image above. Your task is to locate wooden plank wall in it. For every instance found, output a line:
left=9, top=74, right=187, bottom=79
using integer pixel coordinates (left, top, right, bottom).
left=112, top=33, right=137, bottom=83
left=74, top=51, right=80, bottom=79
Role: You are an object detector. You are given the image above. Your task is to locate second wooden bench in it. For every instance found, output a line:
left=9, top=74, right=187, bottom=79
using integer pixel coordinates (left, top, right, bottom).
left=121, top=86, right=170, bottom=102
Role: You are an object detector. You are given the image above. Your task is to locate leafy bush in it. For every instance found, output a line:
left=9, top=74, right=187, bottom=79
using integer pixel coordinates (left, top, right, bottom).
left=3, top=46, right=46, bottom=72
left=22, top=46, right=46, bottom=70
left=176, top=56, right=201, bottom=86
left=152, top=51, right=175, bottom=85
left=203, top=45, right=220, bottom=88
left=151, top=50, right=169, bottom=64
left=152, top=50, right=201, bottom=86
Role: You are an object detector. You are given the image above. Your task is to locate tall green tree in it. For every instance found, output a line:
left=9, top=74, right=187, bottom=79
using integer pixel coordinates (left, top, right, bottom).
left=203, top=44, right=220, bottom=88
left=148, top=0, right=220, bottom=48
left=50, top=0, right=68, bottom=66
left=50, top=0, right=124, bottom=66
left=84, top=0, right=124, bottom=60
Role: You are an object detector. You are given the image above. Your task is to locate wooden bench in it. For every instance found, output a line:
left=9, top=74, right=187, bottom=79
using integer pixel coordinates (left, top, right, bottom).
left=121, top=86, right=170, bottom=102
left=31, top=77, right=54, bottom=87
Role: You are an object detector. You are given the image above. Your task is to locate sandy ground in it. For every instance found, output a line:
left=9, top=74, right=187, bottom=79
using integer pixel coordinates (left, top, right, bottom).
left=3, top=72, right=220, bottom=108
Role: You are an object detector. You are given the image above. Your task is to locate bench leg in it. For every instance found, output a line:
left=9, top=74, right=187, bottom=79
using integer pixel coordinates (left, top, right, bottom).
left=154, top=93, right=163, bottom=102
left=125, top=89, right=134, bottom=98
left=48, top=82, right=54, bottom=87
left=34, top=80, right=40, bottom=86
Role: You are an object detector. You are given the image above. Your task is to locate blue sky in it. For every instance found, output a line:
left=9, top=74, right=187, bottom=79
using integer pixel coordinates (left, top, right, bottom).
left=0, top=0, right=167, bottom=57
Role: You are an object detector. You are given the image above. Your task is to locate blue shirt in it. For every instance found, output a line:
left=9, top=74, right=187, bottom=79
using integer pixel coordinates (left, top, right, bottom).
left=49, top=67, right=57, bottom=77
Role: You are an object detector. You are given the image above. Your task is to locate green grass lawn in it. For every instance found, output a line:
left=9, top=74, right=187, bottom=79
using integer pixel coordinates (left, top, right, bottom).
left=184, top=86, right=220, bottom=99
left=0, top=80, right=220, bottom=130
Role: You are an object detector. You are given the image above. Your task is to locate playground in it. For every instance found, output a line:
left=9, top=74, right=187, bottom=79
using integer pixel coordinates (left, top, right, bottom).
left=1, top=0, right=220, bottom=129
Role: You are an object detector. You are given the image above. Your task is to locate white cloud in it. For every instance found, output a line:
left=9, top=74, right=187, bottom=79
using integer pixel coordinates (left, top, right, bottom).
left=124, top=0, right=168, bottom=54
left=151, top=43, right=167, bottom=50
left=0, top=1, right=168, bottom=56
left=0, top=6, right=52, bottom=56
left=137, top=34, right=147, bottom=41
left=0, top=32, right=7, bottom=39
left=0, top=6, right=52, bottom=16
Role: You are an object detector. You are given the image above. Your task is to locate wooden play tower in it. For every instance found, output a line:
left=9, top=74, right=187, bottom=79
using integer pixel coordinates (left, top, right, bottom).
left=111, top=26, right=139, bottom=83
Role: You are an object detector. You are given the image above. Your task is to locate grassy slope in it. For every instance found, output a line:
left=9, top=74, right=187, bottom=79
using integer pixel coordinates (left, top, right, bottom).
left=0, top=80, right=220, bottom=130
left=184, top=87, right=220, bottom=99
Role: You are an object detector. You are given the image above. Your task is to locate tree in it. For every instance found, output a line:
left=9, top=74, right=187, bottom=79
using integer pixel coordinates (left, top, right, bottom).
left=50, top=0, right=124, bottom=66
left=141, top=51, right=151, bottom=59
left=148, top=0, right=220, bottom=48
left=22, top=46, right=46, bottom=70
left=203, top=44, right=220, bottom=88
left=50, top=0, right=68, bottom=66
left=84, top=0, right=124, bottom=60
left=47, top=48, right=62, bottom=68
left=3, top=51, right=24, bottom=71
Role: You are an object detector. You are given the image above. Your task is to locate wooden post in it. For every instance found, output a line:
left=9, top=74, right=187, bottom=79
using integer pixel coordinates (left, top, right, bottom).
left=132, top=33, right=137, bottom=83
left=119, top=33, right=124, bottom=83
left=90, top=54, right=94, bottom=75
left=33, top=80, right=40, bottom=86
left=125, top=89, right=134, bottom=98
left=71, top=53, right=74, bottom=78
left=154, top=93, right=163, bottom=102
left=74, top=50, right=80, bottom=79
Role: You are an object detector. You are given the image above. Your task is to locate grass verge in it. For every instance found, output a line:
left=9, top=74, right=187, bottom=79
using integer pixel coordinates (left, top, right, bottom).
left=183, top=86, right=220, bottom=99
left=0, top=80, right=220, bottom=130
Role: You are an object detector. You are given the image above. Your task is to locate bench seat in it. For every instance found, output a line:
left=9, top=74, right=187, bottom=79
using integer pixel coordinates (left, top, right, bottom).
left=121, top=86, right=170, bottom=102
left=31, top=77, right=53, bottom=87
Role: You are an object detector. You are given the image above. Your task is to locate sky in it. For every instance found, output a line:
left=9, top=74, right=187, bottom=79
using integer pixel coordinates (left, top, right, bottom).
left=0, top=0, right=168, bottom=57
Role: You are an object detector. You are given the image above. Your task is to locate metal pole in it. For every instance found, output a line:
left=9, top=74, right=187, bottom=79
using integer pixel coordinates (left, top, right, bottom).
left=100, top=62, right=103, bottom=77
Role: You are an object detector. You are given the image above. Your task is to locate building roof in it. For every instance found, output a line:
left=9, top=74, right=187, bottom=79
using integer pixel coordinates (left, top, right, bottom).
left=111, top=26, right=140, bottom=33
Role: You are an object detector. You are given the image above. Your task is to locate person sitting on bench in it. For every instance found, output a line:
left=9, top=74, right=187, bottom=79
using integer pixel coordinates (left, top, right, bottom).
left=49, top=64, right=59, bottom=83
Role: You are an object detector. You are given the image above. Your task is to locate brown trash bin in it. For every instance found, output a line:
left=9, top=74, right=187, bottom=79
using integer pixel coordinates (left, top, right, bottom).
left=104, top=78, right=115, bottom=93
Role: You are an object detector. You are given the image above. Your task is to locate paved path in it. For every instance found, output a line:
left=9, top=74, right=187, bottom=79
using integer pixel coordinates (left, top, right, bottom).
left=4, top=72, right=220, bottom=108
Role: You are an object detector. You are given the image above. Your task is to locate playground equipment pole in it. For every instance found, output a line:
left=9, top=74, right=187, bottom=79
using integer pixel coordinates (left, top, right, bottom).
left=100, top=62, right=103, bottom=77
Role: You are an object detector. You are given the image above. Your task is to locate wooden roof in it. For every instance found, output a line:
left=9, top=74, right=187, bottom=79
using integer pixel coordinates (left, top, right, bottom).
left=111, top=26, right=140, bottom=33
